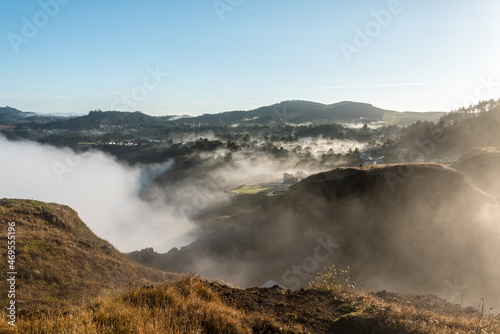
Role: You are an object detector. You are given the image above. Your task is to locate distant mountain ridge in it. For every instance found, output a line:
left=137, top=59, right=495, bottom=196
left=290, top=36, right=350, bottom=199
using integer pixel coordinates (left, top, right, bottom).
left=0, top=106, right=69, bottom=126
left=46, top=110, right=163, bottom=130
left=172, top=100, right=445, bottom=126
left=4, top=101, right=445, bottom=129
left=0, top=106, right=36, bottom=118
left=26, top=111, right=192, bottom=130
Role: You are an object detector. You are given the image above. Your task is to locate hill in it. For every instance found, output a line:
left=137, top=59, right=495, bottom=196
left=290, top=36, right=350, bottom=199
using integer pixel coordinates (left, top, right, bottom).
left=0, top=195, right=498, bottom=332
left=394, top=100, right=500, bottom=159
left=131, top=163, right=500, bottom=309
left=451, top=147, right=500, bottom=199
left=0, top=107, right=36, bottom=126
left=42, top=110, right=171, bottom=130
left=0, top=199, right=178, bottom=311
left=12, top=100, right=445, bottom=131
left=173, top=100, right=445, bottom=126
left=0, top=107, right=69, bottom=126
left=0, top=106, right=36, bottom=118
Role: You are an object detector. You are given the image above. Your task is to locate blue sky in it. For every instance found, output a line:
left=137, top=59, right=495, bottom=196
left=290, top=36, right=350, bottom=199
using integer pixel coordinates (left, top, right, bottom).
left=1, top=0, right=499, bottom=116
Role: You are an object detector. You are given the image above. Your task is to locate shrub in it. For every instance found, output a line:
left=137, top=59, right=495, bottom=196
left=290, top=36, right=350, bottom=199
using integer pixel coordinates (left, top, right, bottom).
left=308, top=265, right=355, bottom=293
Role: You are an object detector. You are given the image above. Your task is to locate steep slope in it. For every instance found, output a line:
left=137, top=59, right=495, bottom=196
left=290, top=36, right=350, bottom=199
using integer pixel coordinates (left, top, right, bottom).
left=135, top=164, right=500, bottom=308
left=0, top=199, right=178, bottom=310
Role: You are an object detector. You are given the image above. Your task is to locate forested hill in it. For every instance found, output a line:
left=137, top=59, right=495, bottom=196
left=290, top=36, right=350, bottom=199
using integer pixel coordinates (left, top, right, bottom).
left=173, top=100, right=444, bottom=126
left=389, top=99, right=500, bottom=159
left=3, top=100, right=445, bottom=130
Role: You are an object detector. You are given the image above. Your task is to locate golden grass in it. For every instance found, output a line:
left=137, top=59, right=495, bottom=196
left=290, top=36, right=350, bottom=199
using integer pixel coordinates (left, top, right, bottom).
left=323, top=288, right=500, bottom=334
left=0, top=276, right=499, bottom=333
left=0, top=277, right=301, bottom=334
left=306, top=265, right=500, bottom=333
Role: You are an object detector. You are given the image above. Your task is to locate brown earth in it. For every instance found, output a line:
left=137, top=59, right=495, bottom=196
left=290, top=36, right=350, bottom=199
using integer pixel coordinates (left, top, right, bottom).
left=209, top=281, right=499, bottom=333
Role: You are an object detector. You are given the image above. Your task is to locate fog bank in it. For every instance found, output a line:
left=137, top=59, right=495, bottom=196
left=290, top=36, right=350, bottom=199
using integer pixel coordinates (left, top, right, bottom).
left=0, top=135, right=194, bottom=252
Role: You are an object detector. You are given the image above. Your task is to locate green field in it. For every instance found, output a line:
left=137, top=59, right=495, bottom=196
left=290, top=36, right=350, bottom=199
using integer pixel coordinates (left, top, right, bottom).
left=231, top=185, right=275, bottom=195
left=231, top=183, right=291, bottom=195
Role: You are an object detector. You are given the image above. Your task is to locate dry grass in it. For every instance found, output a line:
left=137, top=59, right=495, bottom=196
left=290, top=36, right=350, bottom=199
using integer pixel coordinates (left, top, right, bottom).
left=0, top=277, right=300, bottom=334
left=329, top=289, right=500, bottom=333
left=306, top=264, right=500, bottom=333
left=308, top=265, right=355, bottom=293
left=0, top=276, right=498, bottom=333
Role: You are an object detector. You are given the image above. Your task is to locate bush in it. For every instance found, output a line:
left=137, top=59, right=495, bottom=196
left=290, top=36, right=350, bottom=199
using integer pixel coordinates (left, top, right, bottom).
left=308, top=265, right=355, bottom=293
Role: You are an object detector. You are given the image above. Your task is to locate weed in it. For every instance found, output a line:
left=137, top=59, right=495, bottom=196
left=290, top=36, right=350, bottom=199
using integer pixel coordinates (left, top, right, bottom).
left=308, top=265, right=355, bottom=294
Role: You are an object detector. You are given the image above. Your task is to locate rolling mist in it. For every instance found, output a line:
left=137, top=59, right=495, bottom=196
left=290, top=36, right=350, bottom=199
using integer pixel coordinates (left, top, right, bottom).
left=2, top=131, right=500, bottom=312
left=139, top=162, right=500, bottom=312
left=0, top=129, right=366, bottom=252
left=0, top=133, right=365, bottom=252
left=0, top=135, right=194, bottom=252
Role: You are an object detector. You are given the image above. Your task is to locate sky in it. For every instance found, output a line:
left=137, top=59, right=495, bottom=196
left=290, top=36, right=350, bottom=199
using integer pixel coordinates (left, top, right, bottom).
left=1, top=0, right=500, bottom=116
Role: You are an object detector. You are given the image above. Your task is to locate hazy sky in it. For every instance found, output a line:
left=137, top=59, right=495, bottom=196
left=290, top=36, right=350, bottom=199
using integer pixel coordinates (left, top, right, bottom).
left=1, top=0, right=499, bottom=116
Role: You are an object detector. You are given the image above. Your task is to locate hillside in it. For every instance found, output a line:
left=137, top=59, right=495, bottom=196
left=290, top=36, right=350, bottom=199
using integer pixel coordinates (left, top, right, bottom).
left=0, top=199, right=178, bottom=311
left=131, top=163, right=500, bottom=309
left=395, top=101, right=500, bottom=159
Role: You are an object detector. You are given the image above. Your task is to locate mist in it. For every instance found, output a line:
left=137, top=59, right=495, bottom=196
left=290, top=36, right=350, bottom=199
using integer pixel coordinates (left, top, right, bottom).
left=0, top=135, right=194, bottom=252
left=3, top=130, right=499, bottom=311
left=143, top=160, right=500, bottom=311
left=0, top=130, right=368, bottom=254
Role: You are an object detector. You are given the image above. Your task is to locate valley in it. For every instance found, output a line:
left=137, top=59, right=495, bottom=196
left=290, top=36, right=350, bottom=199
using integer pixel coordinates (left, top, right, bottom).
left=1, top=99, right=500, bottom=333
left=2, top=1, right=499, bottom=331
